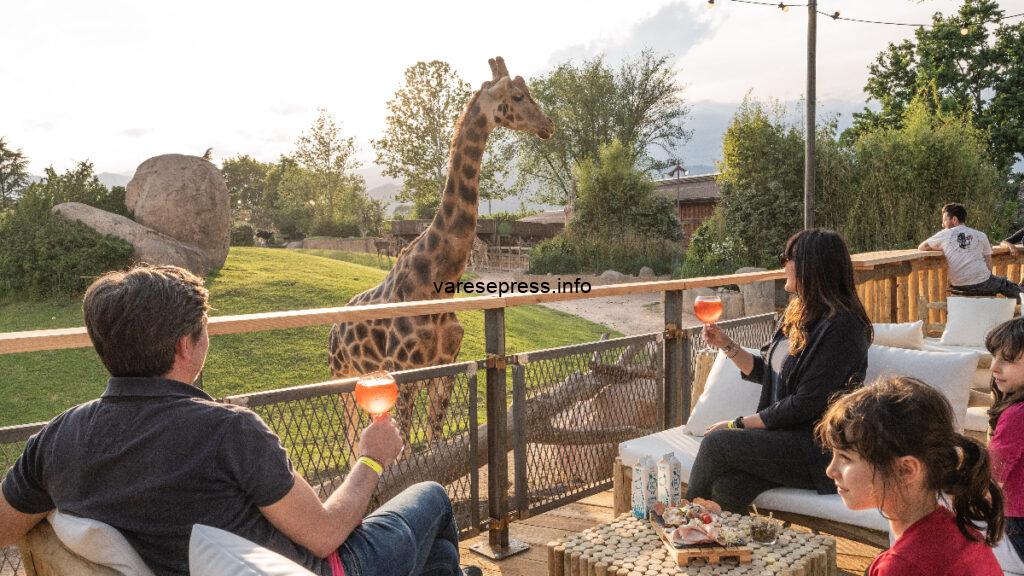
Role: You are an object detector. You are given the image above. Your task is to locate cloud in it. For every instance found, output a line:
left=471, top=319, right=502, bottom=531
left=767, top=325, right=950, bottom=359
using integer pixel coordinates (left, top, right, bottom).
left=548, top=1, right=718, bottom=66
left=118, top=127, right=152, bottom=137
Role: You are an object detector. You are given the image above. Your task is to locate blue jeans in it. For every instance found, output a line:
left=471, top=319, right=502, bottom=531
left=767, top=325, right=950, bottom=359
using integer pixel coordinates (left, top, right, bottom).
left=952, top=274, right=1022, bottom=300
left=339, top=482, right=460, bottom=576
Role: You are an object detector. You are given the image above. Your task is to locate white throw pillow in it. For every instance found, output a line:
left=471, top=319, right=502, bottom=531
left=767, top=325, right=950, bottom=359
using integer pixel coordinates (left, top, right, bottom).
left=865, top=345, right=979, bottom=431
left=872, top=321, right=924, bottom=350
left=941, top=297, right=1015, bottom=347
left=47, top=511, right=156, bottom=576
left=189, top=524, right=317, bottom=576
left=684, top=348, right=762, bottom=436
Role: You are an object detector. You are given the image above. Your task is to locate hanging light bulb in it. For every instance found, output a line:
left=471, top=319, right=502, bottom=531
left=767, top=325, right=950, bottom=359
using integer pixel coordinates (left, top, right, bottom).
left=778, top=2, right=790, bottom=13
left=960, top=26, right=970, bottom=35
left=831, top=11, right=840, bottom=20
left=706, top=0, right=715, bottom=8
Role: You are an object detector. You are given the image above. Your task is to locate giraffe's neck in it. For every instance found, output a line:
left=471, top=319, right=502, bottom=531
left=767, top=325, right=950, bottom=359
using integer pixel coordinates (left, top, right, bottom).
left=424, top=93, right=494, bottom=283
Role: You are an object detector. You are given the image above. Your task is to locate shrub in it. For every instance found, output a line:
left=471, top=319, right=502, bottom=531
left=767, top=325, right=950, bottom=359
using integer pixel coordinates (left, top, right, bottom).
left=0, top=199, right=133, bottom=298
left=230, top=223, right=255, bottom=246
left=529, top=230, right=682, bottom=276
left=676, top=215, right=751, bottom=278
left=310, top=219, right=361, bottom=238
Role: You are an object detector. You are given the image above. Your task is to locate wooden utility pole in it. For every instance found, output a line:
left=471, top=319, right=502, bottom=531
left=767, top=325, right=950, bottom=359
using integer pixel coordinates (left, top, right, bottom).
left=805, top=0, right=817, bottom=229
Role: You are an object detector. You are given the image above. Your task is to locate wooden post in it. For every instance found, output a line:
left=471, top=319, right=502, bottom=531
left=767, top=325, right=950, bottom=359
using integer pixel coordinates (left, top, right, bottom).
left=469, top=307, right=529, bottom=560
left=907, top=267, right=919, bottom=323
left=663, top=290, right=686, bottom=428
left=804, top=0, right=817, bottom=229
left=888, top=276, right=898, bottom=323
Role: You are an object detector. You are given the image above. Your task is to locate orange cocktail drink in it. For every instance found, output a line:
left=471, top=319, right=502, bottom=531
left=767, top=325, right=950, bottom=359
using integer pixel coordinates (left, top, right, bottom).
left=354, top=370, right=398, bottom=418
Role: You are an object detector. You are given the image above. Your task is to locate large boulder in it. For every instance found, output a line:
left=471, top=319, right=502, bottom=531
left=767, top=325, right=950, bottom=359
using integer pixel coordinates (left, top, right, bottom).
left=126, top=154, right=230, bottom=270
left=53, top=203, right=212, bottom=275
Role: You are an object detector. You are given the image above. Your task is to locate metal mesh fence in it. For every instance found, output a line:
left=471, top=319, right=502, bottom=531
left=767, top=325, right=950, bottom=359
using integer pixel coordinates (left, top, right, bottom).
left=1, top=424, right=44, bottom=576
left=510, top=334, right=664, bottom=516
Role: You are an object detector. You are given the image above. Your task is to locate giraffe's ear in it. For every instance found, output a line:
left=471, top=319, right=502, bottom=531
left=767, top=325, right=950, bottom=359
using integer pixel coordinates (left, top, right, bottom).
left=487, top=77, right=511, bottom=99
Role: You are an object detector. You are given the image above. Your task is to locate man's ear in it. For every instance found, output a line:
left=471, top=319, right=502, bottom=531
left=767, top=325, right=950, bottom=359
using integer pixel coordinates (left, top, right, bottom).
left=174, top=333, right=193, bottom=361
left=487, top=77, right=511, bottom=99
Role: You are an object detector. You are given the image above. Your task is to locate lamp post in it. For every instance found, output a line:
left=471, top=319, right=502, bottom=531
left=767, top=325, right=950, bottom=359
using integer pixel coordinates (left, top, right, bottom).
left=805, top=0, right=817, bottom=230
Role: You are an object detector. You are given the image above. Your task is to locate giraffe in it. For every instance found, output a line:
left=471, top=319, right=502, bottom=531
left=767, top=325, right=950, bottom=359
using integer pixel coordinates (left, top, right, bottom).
left=328, top=57, right=554, bottom=446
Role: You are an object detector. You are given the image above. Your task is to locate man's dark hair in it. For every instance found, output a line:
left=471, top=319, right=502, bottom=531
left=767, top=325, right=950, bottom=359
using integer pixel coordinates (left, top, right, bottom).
left=83, top=265, right=210, bottom=377
left=943, top=203, right=968, bottom=224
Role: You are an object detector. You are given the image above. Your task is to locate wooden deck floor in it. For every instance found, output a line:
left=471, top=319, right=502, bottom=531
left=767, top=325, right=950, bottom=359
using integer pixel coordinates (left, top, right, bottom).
left=459, top=491, right=882, bottom=576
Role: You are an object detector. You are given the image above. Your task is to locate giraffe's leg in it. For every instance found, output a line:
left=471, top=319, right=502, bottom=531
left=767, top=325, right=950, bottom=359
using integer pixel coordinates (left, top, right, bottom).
left=329, top=325, right=364, bottom=468
left=425, top=316, right=463, bottom=443
left=394, top=383, right=419, bottom=450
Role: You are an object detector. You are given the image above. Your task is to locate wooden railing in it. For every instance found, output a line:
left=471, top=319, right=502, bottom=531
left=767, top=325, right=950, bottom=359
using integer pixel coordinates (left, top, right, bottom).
left=852, top=246, right=1024, bottom=329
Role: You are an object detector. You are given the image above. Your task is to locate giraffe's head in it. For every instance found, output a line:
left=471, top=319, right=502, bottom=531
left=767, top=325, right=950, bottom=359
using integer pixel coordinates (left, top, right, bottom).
left=481, top=57, right=554, bottom=140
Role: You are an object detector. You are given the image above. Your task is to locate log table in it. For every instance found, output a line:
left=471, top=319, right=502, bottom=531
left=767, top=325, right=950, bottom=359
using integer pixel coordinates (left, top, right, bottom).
left=547, top=513, right=837, bottom=576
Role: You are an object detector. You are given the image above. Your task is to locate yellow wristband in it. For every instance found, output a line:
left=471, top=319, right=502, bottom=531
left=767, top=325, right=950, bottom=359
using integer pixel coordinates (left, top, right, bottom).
left=357, top=455, right=384, bottom=476
left=726, top=420, right=735, bottom=429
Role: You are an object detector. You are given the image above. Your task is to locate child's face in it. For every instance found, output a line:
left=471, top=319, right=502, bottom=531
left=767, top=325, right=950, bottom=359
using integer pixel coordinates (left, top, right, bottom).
left=991, top=350, right=1024, bottom=395
left=825, top=447, right=883, bottom=511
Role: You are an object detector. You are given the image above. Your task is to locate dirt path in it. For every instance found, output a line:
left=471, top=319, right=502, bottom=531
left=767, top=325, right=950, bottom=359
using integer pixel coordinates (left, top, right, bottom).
left=471, top=272, right=702, bottom=336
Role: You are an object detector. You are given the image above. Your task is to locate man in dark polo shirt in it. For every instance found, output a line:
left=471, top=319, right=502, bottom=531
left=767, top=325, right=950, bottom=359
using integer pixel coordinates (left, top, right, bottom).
left=0, top=265, right=475, bottom=576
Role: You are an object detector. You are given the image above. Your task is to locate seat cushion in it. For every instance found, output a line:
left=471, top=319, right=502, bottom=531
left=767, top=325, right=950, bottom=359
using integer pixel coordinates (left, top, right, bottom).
left=683, top=348, right=761, bottom=436
left=866, top=345, right=979, bottom=431
left=48, top=511, right=156, bottom=576
left=923, top=338, right=994, bottom=369
left=940, top=297, right=1015, bottom=347
left=872, top=321, right=924, bottom=350
left=618, top=428, right=890, bottom=532
left=965, top=406, right=991, bottom=434
left=189, top=524, right=317, bottom=576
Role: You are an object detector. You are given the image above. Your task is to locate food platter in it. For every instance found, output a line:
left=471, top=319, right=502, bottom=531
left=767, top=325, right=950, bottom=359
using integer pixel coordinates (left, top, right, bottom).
left=648, top=501, right=752, bottom=566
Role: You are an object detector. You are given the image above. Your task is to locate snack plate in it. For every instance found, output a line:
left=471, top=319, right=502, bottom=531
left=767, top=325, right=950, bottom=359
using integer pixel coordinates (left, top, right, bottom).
left=649, top=510, right=752, bottom=566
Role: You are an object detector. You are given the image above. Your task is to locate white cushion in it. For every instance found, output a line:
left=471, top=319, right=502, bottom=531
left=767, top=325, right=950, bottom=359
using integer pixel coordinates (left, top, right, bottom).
left=923, top=338, right=994, bottom=369
left=48, top=511, right=156, bottom=576
left=965, top=406, right=990, bottom=433
left=684, top=348, right=762, bottom=436
left=871, top=321, right=924, bottom=350
left=866, top=345, right=979, bottom=431
left=618, top=429, right=890, bottom=533
left=189, top=524, right=317, bottom=576
left=941, top=297, right=1015, bottom=347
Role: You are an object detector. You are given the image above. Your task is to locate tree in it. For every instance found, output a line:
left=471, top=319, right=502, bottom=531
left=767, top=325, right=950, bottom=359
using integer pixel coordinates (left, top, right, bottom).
left=716, top=95, right=853, bottom=266
left=24, top=160, right=129, bottom=217
left=221, top=155, right=272, bottom=225
left=571, top=139, right=680, bottom=241
left=294, top=109, right=367, bottom=226
left=505, top=50, right=690, bottom=208
left=848, top=0, right=1023, bottom=169
left=842, top=97, right=1012, bottom=252
left=0, top=137, right=30, bottom=210
left=372, top=60, right=511, bottom=219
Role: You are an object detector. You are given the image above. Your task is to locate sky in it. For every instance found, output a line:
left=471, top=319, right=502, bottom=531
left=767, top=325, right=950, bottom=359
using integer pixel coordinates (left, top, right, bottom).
left=3, top=0, right=1022, bottom=177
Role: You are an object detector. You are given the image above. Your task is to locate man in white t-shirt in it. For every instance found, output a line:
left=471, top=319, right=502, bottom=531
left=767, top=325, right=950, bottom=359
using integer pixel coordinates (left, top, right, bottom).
left=918, top=202, right=1021, bottom=299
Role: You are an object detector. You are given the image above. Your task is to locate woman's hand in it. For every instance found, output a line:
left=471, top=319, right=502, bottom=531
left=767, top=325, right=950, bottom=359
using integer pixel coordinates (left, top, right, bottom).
left=705, top=420, right=732, bottom=434
left=702, top=323, right=733, bottom=350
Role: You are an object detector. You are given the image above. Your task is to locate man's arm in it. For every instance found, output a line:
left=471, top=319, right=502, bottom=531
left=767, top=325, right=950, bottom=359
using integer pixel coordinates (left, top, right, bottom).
left=0, top=490, right=48, bottom=547
left=259, top=416, right=404, bottom=558
left=917, top=240, right=941, bottom=251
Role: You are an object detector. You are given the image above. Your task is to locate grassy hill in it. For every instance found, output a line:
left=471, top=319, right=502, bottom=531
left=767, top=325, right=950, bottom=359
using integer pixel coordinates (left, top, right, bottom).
left=0, top=247, right=617, bottom=426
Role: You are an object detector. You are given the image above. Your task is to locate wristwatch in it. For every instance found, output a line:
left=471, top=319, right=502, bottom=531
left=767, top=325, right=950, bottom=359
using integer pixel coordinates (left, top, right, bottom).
left=733, top=416, right=746, bottom=429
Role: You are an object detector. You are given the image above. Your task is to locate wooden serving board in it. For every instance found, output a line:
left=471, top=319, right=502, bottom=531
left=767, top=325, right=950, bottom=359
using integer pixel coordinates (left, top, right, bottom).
left=649, top=512, right=752, bottom=566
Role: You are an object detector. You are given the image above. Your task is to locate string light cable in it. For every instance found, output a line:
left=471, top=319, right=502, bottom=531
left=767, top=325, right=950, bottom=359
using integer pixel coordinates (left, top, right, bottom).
left=705, top=0, right=1024, bottom=29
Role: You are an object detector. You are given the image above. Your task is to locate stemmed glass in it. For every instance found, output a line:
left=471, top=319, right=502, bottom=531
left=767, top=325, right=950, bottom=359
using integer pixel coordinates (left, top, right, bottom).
left=354, top=370, right=398, bottom=420
left=694, top=295, right=724, bottom=354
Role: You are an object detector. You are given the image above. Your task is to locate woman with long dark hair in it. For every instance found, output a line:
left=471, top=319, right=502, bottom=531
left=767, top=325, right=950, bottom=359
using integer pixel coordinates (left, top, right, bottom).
left=688, top=228, right=873, bottom=512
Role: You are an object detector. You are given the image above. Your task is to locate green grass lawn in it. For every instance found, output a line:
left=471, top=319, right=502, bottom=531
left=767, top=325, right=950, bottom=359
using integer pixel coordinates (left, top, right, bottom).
left=0, top=247, right=617, bottom=427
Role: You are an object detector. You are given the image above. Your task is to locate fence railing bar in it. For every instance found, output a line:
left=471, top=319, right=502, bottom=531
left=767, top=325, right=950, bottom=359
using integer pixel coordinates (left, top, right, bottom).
left=0, top=423, right=46, bottom=444
left=513, top=333, right=660, bottom=364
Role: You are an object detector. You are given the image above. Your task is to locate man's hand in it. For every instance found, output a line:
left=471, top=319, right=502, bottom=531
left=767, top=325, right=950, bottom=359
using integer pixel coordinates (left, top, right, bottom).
left=1001, top=240, right=1019, bottom=256
left=358, top=414, right=403, bottom=466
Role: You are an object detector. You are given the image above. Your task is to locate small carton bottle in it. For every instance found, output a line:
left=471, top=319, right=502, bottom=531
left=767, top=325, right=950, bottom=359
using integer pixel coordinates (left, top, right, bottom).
left=631, top=456, right=658, bottom=519
left=657, top=452, right=683, bottom=507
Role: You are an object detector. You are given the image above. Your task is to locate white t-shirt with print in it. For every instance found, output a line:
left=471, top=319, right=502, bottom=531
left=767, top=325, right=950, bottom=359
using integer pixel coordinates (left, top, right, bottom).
left=925, top=224, right=993, bottom=286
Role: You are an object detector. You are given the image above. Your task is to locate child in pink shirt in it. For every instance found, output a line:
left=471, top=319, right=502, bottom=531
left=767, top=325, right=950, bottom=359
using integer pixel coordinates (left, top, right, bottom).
left=986, top=318, right=1024, bottom=574
left=815, top=376, right=1003, bottom=576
